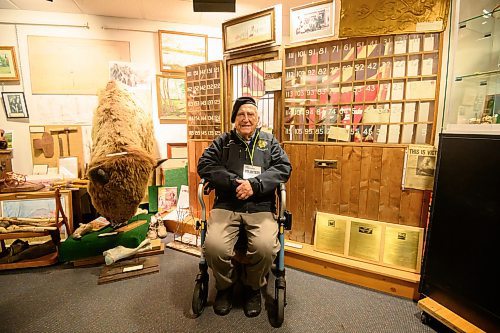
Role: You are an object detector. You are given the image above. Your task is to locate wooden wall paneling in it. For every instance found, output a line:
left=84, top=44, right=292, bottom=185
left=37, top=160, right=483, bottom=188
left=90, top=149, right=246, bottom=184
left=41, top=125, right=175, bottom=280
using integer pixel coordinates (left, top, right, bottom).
left=295, top=144, right=307, bottom=243
left=283, top=143, right=294, bottom=241
left=188, top=141, right=199, bottom=217
left=366, top=147, right=383, bottom=220
left=200, top=141, right=214, bottom=216
left=348, top=147, right=362, bottom=217
left=195, top=142, right=205, bottom=217
left=388, top=148, right=405, bottom=223
left=399, top=190, right=424, bottom=227
left=321, top=145, right=343, bottom=214
left=358, top=147, right=372, bottom=219
left=420, top=191, right=432, bottom=228
left=379, top=148, right=405, bottom=223
left=339, top=146, right=353, bottom=215
left=285, top=144, right=306, bottom=242
left=304, top=144, right=324, bottom=244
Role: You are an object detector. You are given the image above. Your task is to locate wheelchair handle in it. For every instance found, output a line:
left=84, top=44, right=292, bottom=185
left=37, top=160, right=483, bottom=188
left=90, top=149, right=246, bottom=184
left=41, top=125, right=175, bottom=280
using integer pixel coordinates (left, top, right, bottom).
left=198, top=179, right=207, bottom=223
left=279, top=183, right=286, bottom=218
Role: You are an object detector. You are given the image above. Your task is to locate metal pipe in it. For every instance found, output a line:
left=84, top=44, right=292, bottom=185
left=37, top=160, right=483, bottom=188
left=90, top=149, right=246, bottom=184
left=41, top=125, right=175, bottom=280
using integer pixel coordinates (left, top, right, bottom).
left=0, top=21, right=89, bottom=29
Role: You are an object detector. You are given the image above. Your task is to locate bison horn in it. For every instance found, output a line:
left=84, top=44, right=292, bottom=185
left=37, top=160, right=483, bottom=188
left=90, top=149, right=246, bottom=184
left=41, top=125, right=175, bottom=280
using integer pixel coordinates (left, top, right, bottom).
left=156, top=158, right=167, bottom=168
left=89, top=168, right=109, bottom=184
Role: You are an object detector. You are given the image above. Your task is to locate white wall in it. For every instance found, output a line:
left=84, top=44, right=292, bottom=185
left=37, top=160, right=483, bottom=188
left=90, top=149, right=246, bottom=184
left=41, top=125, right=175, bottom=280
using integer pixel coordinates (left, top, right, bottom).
left=0, top=9, right=223, bottom=174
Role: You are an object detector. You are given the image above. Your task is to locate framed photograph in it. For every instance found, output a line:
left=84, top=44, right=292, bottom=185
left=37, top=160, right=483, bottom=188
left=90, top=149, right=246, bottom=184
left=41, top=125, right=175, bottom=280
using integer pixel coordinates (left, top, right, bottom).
left=109, top=61, right=152, bottom=89
left=157, top=186, right=178, bottom=213
left=158, top=30, right=207, bottom=72
left=2, top=92, right=29, bottom=119
left=0, top=46, right=20, bottom=81
left=156, top=74, right=186, bottom=123
left=223, top=7, right=276, bottom=52
left=290, top=1, right=336, bottom=43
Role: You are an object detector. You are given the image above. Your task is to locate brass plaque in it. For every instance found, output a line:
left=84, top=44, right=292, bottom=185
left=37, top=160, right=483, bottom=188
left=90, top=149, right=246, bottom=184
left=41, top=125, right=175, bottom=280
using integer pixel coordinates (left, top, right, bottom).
left=314, top=212, right=347, bottom=255
left=339, top=0, right=450, bottom=37
left=382, top=226, right=421, bottom=270
left=348, top=221, right=381, bottom=262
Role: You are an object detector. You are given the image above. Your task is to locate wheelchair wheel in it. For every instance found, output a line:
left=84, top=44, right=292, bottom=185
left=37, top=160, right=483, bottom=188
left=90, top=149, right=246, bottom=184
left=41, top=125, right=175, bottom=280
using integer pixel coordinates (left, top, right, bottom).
left=274, top=277, right=286, bottom=327
left=192, top=278, right=208, bottom=316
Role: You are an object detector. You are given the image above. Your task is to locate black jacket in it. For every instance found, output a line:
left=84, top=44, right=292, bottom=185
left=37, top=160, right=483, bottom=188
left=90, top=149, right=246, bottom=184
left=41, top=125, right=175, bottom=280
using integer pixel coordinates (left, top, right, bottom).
left=197, top=128, right=292, bottom=213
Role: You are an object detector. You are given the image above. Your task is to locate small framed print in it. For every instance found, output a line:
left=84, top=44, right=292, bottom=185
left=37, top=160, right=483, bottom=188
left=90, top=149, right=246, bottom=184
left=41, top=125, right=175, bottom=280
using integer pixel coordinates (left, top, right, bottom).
left=290, top=1, right=336, bottom=43
left=156, top=74, right=186, bottom=123
left=158, top=30, right=207, bottom=72
left=157, top=186, right=178, bottom=214
left=0, top=46, right=20, bottom=81
left=223, top=7, right=276, bottom=52
left=2, top=92, right=29, bottom=119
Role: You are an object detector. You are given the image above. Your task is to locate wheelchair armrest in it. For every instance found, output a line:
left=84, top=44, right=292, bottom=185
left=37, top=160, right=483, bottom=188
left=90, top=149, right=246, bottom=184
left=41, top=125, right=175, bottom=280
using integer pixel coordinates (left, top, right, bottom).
left=198, top=179, right=211, bottom=222
left=277, top=182, right=292, bottom=230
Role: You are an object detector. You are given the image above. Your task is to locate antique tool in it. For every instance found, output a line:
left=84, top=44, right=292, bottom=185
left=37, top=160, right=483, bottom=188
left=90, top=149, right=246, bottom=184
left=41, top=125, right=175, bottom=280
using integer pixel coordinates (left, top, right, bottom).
left=50, top=128, right=77, bottom=157
left=32, top=132, right=54, bottom=158
left=49, top=130, right=64, bottom=156
left=63, top=127, right=77, bottom=155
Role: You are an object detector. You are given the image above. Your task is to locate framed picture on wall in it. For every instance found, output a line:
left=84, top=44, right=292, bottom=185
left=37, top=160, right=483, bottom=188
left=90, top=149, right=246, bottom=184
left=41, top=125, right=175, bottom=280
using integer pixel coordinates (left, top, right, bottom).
left=156, top=74, right=186, bottom=123
left=2, top=92, right=29, bottom=119
left=290, top=0, right=336, bottom=43
left=223, top=7, right=276, bottom=53
left=0, top=46, right=20, bottom=81
left=158, top=31, right=208, bottom=73
left=167, top=143, right=188, bottom=159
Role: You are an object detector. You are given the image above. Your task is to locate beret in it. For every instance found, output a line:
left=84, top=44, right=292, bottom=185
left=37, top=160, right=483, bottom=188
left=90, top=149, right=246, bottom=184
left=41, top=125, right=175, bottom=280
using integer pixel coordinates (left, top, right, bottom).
left=231, top=96, right=257, bottom=123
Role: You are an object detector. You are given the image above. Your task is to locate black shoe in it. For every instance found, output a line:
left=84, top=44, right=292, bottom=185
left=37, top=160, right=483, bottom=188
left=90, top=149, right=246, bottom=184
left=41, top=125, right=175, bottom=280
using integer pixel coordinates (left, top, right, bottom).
left=213, top=286, right=233, bottom=316
left=243, top=286, right=261, bottom=318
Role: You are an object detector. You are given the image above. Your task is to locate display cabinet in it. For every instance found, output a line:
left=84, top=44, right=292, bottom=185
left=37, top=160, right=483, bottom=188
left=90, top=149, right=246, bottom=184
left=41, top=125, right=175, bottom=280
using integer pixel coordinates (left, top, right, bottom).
left=185, top=61, right=224, bottom=140
left=443, top=6, right=500, bottom=132
left=283, top=32, right=442, bottom=144
left=419, top=3, right=500, bottom=332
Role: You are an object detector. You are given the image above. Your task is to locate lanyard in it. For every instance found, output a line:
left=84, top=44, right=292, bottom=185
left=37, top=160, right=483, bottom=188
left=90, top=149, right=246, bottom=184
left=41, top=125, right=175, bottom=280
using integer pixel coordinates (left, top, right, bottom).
left=237, top=130, right=260, bottom=165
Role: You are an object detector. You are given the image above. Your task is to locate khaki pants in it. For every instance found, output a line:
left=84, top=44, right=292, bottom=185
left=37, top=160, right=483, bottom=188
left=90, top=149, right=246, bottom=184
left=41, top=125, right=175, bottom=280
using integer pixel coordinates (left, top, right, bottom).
left=203, top=208, right=280, bottom=290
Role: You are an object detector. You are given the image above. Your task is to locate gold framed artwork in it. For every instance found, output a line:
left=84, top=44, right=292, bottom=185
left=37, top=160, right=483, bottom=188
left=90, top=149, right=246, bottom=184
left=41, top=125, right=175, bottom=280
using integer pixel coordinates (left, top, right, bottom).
left=339, top=0, right=450, bottom=37
left=314, top=212, right=424, bottom=272
left=0, top=46, right=20, bottom=81
left=223, top=7, right=276, bottom=53
left=290, top=0, right=336, bottom=43
left=156, top=74, right=186, bottom=124
left=158, top=30, right=208, bottom=73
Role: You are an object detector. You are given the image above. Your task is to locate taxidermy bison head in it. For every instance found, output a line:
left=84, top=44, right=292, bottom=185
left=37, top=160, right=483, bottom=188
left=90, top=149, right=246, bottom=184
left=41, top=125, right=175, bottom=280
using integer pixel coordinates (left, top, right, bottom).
left=87, top=81, right=164, bottom=228
left=88, top=149, right=161, bottom=227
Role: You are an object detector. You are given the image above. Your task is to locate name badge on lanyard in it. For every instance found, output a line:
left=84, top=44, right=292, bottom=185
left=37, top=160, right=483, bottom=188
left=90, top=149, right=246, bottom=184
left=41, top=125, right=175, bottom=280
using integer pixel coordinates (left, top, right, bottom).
left=243, top=164, right=261, bottom=180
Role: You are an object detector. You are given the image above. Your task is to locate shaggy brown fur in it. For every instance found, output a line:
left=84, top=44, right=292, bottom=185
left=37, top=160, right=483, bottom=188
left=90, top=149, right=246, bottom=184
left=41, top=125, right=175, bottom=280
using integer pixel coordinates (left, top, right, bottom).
left=87, top=81, right=157, bottom=227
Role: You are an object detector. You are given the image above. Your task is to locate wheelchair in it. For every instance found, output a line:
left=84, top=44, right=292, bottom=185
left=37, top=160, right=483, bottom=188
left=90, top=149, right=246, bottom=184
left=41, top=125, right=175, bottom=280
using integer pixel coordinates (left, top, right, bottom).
left=191, top=179, right=292, bottom=327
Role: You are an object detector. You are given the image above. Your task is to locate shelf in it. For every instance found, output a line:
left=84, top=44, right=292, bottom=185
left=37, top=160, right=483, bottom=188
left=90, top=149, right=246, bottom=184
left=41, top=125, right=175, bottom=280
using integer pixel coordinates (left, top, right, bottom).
left=459, top=8, right=500, bottom=26
left=284, top=241, right=420, bottom=300
left=418, top=297, right=486, bottom=333
left=0, top=251, right=58, bottom=270
left=0, top=231, right=53, bottom=240
left=444, top=124, right=500, bottom=135
left=455, top=69, right=500, bottom=81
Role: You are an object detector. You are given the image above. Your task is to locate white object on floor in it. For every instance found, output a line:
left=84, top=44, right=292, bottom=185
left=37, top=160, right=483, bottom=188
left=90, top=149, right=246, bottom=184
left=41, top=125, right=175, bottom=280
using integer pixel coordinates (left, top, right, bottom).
left=103, top=238, right=151, bottom=265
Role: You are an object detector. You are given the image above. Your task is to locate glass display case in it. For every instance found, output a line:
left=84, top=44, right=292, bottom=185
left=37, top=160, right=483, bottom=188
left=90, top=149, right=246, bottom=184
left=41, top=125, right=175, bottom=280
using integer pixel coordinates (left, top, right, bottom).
left=444, top=5, right=500, bottom=132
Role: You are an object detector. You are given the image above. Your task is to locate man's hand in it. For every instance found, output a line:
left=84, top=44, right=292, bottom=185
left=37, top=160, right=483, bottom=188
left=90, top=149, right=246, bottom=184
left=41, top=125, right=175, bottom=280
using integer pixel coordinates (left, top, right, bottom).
left=235, top=179, right=254, bottom=200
